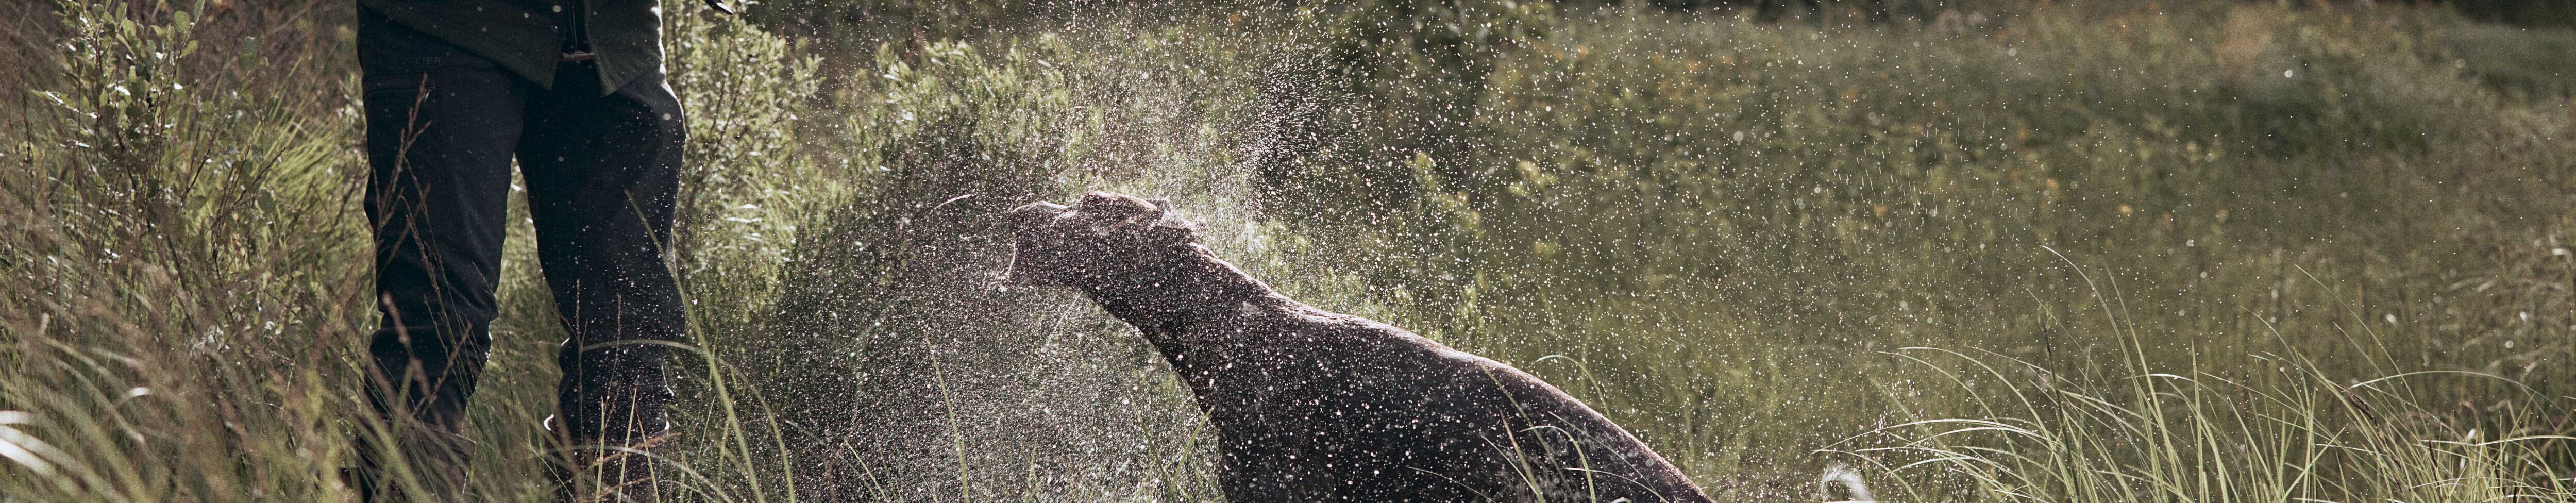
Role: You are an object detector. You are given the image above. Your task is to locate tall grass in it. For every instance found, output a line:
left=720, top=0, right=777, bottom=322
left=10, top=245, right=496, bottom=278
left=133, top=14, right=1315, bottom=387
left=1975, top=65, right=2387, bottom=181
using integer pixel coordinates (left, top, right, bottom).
left=1837, top=259, right=2574, bottom=501
left=3, top=1, right=2571, bottom=502
left=1279, top=3, right=2575, bottom=495
left=2, top=0, right=369, bottom=501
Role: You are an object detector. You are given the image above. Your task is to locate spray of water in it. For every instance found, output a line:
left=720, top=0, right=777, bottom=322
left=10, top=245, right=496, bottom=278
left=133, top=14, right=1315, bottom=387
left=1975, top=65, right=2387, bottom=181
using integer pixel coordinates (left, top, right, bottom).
left=1816, top=463, right=1876, bottom=502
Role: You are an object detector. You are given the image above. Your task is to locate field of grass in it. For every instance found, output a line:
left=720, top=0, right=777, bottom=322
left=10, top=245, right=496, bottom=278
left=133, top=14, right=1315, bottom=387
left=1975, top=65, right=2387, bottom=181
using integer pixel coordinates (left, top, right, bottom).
left=3, top=0, right=2571, bottom=501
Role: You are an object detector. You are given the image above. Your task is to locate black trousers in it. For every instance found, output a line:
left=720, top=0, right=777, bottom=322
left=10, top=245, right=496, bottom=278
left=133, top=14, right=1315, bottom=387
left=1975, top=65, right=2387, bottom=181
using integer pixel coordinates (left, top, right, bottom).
left=357, top=8, right=686, bottom=460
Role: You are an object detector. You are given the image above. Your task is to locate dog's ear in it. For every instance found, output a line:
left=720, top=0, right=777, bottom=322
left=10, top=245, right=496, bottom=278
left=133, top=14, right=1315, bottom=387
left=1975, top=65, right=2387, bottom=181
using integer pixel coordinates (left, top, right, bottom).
left=1142, top=219, right=1200, bottom=246
left=1140, top=198, right=1198, bottom=244
left=1073, top=191, right=1165, bottom=231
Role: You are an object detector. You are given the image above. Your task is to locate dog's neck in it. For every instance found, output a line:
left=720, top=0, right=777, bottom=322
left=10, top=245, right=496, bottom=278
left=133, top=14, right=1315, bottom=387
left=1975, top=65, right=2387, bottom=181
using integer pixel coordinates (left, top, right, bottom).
left=1063, top=243, right=1286, bottom=348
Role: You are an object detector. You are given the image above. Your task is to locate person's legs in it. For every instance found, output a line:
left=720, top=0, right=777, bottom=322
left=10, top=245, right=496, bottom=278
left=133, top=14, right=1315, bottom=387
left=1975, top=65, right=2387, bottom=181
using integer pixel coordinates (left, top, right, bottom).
left=353, top=7, right=528, bottom=502
left=518, top=61, right=688, bottom=502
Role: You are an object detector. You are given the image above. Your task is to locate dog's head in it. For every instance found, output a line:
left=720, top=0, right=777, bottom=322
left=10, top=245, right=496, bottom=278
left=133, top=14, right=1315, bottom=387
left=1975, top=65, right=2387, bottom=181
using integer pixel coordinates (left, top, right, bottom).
left=1004, top=191, right=1201, bottom=287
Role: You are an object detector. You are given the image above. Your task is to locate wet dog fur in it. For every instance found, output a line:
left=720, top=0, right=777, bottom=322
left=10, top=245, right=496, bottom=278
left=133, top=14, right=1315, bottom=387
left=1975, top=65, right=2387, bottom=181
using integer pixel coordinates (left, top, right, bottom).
left=1006, top=192, right=1714, bottom=503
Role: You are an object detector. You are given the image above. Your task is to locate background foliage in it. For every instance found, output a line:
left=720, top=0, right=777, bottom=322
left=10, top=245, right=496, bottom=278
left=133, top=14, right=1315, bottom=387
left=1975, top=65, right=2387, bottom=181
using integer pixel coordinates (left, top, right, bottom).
left=3, top=0, right=2571, bottom=501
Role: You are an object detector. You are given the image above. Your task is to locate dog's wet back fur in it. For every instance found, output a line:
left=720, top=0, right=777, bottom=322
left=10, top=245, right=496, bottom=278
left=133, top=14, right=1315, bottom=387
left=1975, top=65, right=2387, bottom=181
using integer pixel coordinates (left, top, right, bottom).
left=1006, top=192, right=1714, bottom=502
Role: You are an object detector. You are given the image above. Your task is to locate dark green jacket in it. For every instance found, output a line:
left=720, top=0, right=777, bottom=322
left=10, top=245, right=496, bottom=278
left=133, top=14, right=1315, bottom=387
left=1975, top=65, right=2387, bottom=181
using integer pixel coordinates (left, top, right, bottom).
left=357, top=0, right=667, bottom=93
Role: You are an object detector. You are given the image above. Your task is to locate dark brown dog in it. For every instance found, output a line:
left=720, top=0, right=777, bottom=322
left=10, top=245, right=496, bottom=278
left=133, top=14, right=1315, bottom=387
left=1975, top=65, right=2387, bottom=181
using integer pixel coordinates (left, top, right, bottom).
left=1007, top=192, right=1715, bottom=502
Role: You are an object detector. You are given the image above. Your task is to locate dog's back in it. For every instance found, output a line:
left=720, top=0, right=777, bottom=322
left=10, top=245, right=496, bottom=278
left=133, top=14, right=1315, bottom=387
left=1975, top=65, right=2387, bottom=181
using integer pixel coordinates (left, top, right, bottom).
left=1172, top=304, right=1711, bottom=502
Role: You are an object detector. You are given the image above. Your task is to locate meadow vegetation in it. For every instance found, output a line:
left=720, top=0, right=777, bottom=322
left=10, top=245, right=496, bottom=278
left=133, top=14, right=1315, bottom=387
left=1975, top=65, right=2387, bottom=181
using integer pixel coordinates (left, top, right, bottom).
left=2, top=1, right=2570, bottom=501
